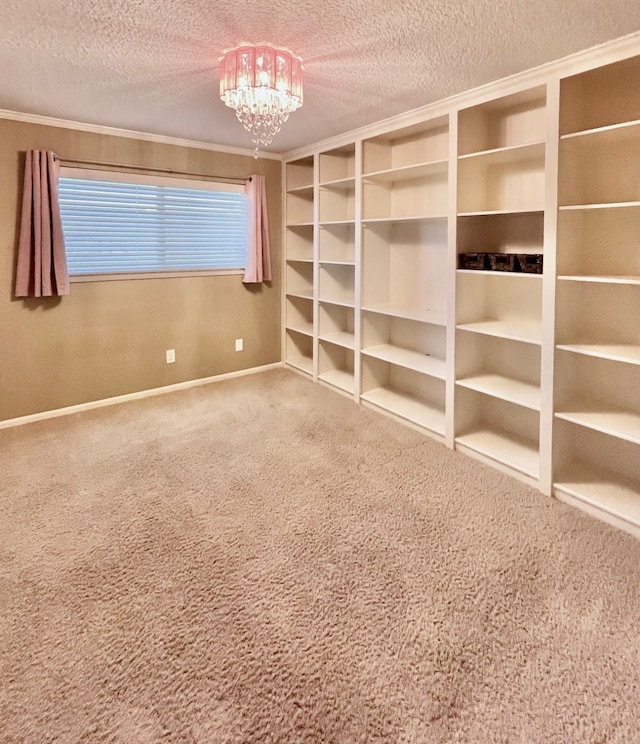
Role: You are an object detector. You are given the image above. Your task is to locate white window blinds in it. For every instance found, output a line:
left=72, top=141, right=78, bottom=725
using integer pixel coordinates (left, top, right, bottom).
left=58, top=169, right=247, bottom=276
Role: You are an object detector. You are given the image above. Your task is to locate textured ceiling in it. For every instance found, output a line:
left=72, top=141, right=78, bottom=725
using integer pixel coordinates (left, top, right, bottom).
left=1, top=0, right=640, bottom=154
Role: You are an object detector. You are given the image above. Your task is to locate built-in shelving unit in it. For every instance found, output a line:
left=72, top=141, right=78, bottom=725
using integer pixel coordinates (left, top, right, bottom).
left=283, top=46, right=640, bottom=538
left=454, top=87, right=547, bottom=484
left=552, top=54, right=640, bottom=534
left=285, top=156, right=315, bottom=375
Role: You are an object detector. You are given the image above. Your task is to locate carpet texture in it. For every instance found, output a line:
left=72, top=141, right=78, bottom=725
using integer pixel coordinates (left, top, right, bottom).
left=1, top=368, right=639, bottom=743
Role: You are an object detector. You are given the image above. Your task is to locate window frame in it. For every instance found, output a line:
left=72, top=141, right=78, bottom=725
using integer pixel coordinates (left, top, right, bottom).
left=59, top=167, right=247, bottom=282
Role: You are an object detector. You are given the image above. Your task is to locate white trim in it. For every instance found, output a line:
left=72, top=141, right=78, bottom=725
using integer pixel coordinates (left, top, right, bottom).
left=0, top=108, right=282, bottom=161
left=283, top=31, right=640, bottom=162
left=0, top=362, right=283, bottom=430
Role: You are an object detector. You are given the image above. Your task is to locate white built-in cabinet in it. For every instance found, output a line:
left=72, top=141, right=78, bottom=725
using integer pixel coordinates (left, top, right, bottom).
left=282, top=48, right=640, bottom=539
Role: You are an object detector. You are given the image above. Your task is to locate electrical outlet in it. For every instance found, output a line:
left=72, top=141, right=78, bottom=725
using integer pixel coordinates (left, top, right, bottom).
left=235, top=338, right=243, bottom=352
left=166, top=349, right=175, bottom=364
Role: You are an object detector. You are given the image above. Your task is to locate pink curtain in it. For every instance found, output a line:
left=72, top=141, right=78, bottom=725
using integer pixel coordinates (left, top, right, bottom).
left=15, top=150, right=69, bottom=297
left=243, top=175, right=272, bottom=284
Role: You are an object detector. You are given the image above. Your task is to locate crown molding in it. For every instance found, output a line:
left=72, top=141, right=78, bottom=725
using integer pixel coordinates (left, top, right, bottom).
left=0, top=109, right=282, bottom=161
left=283, top=30, right=640, bottom=161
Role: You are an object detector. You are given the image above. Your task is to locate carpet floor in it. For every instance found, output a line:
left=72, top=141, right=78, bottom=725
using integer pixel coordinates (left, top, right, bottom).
left=1, top=368, right=639, bottom=743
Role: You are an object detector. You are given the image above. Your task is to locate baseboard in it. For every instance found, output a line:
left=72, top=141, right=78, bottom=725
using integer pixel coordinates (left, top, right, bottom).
left=0, top=362, right=284, bottom=431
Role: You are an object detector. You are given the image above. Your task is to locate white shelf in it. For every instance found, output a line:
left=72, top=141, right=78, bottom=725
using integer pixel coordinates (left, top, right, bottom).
left=555, top=404, right=640, bottom=446
left=285, top=324, right=313, bottom=338
left=318, top=219, right=356, bottom=226
left=286, top=290, right=314, bottom=301
left=286, top=258, right=314, bottom=265
left=319, top=296, right=355, bottom=309
left=457, top=208, right=544, bottom=217
left=458, top=140, right=545, bottom=164
left=456, top=320, right=542, bottom=345
left=285, top=221, right=314, bottom=227
left=560, top=119, right=640, bottom=143
left=558, top=275, right=640, bottom=285
left=361, top=387, right=445, bottom=435
left=318, top=369, right=355, bottom=394
left=319, top=260, right=356, bottom=267
left=362, top=214, right=448, bottom=224
left=286, top=357, right=313, bottom=375
left=456, top=428, right=539, bottom=479
left=318, top=176, right=356, bottom=189
left=559, top=201, right=640, bottom=211
left=457, top=269, right=542, bottom=279
left=361, top=344, right=446, bottom=379
left=363, top=159, right=449, bottom=182
left=456, top=374, right=541, bottom=411
left=286, top=184, right=314, bottom=196
left=362, top=303, right=446, bottom=326
left=556, top=344, right=640, bottom=366
left=318, top=331, right=355, bottom=350
left=555, top=461, right=640, bottom=529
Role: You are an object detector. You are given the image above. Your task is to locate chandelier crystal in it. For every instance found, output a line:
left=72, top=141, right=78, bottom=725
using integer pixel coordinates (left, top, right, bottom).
left=219, top=45, right=303, bottom=158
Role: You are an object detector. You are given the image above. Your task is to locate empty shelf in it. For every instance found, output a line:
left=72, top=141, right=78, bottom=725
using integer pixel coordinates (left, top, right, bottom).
left=558, top=275, right=640, bottom=286
left=318, top=369, right=355, bottom=394
left=318, top=331, right=355, bottom=350
left=456, top=427, right=539, bottom=479
left=555, top=461, right=640, bottom=529
left=285, top=324, right=313, bottom=338
left=457, top=320, right=542, bottom=345
left=361, top=344, right=446, bottom=379
left=556, top=344, right=640, bottom=366
left=456, top=374, right=541, bottom=411
left=555, top=403, right=640, bottom=446
left=362, top=303, right=446, bottom=326
left=361, top=388, right=445, bottom=435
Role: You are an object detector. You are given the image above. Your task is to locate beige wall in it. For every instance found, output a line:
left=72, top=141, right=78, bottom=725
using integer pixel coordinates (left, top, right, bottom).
left=0, top=119, right=282, bottom=421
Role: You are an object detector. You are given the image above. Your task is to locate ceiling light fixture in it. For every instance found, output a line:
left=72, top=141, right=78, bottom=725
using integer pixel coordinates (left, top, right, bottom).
left=219, top=44, right=303, bottom=158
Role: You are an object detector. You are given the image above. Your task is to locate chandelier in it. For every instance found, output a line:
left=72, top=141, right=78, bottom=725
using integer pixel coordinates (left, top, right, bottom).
left=219, top=44, right=303, bottom=158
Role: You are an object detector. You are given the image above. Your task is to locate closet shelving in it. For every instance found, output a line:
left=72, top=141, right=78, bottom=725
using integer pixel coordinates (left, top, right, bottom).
left=553, top=55, right=640, bottom=532
left=316, top=144, right=357, bottom=395
left=283, top=47, right=640, bottom=537
left=285, top=156, right=315, bottom=375
left=454, top=87, right=547, bottom=481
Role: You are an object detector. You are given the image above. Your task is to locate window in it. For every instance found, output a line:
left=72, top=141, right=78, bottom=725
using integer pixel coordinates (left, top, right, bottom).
left=58, top=168, right=247, bottom=278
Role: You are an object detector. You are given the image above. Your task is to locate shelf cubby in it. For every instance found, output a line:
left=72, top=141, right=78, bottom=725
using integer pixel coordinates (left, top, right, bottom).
left=286, top=329, right=314, bottom=375
left=559, top=125, right=640, bottom=207
left=553, top=420, right=640, bottom=535
left=361, top=356, right=446, bottom=435
left=362, top=117, right=449, bottom=175
left=362, top=219, right=447, bottom=324
left=555, top=281, right=640, bottom=365
left=554, top=350, right=640, bottom=445
left=362, top=174, right=447, bottom=221
left=457, top=143, right=545, bottom=214
left=319, top=144, right=356, bottom=184
left=286, top=190, right=314, bottom=226
left=556, top=205, right=640, bottom=281
left=318, top=303, right=355, bottom=349
left=318, top=223, right=355, bottom=264
left=455, top=387, right=540, bottom=479
left=456, top=332, right=541, bottom=411
left=286, top=156, right=314, bottom=191
left=286, top=225, right=314, bottom=262
left=457, top=211, right=544, bottom=268
left=318, top=342, right=355, bottom=394
left=319, top=182, right=356, bottom=223
left=456, top=271, right=542, bottom=345
left=318, top=262, right=355, bottom=307
left=361, top=312, right=446, bottom=379
left=285, top=295, right=314, bottom=337
left=285, top=261, right=314, bottom=299
left=458, top=86, right=547, bottom=156
left=559, top=55, right=640, bottom=136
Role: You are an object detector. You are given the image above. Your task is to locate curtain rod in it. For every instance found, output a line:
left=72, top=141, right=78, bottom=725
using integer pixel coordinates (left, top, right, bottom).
left=54, top=156, right=248, bottom=184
